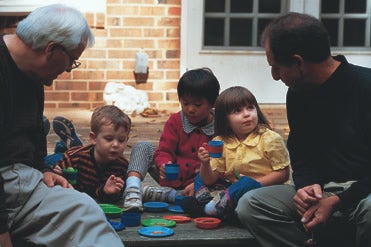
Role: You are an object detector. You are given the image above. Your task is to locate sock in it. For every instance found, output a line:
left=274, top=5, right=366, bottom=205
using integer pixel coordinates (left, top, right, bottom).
left=126, top=176, right=141, bottom=190
left=168, top=189, right=177, bottom=203
left=175, top=190, right=183, bottom=197
left=204, top=200, right=217, bottom=215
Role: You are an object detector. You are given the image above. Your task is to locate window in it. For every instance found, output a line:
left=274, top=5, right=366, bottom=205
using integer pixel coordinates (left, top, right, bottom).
left=203, top=0, right=288, bottom=49
left=321, top=0, right=371, bottom=48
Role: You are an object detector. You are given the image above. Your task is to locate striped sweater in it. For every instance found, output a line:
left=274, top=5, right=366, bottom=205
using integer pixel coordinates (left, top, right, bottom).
left=56, top=144, right=129, bottom=203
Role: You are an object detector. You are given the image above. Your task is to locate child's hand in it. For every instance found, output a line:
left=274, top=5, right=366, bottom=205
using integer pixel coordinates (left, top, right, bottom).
left=182, top=183, right=194, bottom=196
left=104, top=175, right=125, bottom=195
left=53, top=165, right=63, bottom=175
left=159, top=162, right=171, bottom=180
left=198, top=143, right=210, bottom=164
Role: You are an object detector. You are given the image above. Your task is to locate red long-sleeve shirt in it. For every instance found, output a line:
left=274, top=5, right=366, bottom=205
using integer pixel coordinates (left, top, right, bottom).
left=155, top=111, right=215, bottom=189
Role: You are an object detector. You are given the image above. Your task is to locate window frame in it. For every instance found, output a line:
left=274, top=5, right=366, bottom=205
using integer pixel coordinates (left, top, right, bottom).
left=202, top=0, right=288, bottom=51
left=321, top=0, right=371, bottom=51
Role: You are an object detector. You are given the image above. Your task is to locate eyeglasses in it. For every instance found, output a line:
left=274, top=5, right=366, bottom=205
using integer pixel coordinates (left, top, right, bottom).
left=58, top=45, right=81, bottom=72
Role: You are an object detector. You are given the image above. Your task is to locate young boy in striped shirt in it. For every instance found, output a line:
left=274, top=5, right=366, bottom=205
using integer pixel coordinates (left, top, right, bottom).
left=54, top=105, right=131, bottom=203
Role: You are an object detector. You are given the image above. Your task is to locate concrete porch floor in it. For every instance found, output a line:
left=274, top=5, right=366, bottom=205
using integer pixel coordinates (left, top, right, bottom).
left=43, top=108, right=258, bottom=247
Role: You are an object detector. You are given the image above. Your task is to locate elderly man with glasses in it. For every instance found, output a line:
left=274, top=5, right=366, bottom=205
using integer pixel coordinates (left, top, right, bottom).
left=0, top=4, right=125, bottom=247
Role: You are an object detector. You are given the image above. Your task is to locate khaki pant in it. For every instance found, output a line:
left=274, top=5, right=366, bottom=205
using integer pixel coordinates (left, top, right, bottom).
left=1, top=164, right=124, bottom=247
left=236, top=184, right=371, bottom=247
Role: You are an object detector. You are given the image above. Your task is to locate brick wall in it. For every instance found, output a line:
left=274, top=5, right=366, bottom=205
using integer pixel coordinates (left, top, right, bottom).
left=42, top=0, right=182, bottom=110
left=261, top=105, right=289, bottom=141
left=0, top=1, right=290, bottom=139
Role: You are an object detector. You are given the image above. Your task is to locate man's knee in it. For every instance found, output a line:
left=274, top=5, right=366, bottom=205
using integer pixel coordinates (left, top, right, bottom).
left=235, top=190, right=256, bottom=221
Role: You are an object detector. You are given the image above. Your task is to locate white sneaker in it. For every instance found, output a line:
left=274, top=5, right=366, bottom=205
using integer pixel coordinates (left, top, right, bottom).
left=142, top=185, right=176, bottom=203
left=123, top=187, right=143, bottom=211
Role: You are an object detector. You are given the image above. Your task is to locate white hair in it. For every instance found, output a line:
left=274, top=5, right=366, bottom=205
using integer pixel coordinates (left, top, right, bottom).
left=16, top=4, right=94, bottom=50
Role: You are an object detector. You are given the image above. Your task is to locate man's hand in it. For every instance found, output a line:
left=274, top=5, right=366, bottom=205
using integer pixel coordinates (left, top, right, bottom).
left=104, top=175, right=124, bottom=195
left=301, top=195, right=340, bottom=232
left=0, top=232, right=13, bottom=247
left=43, top=171, right=73, bottom=188
left=293, top=184, right=322, bottom=216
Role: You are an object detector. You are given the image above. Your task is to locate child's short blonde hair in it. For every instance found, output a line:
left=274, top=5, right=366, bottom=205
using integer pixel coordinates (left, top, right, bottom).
left=90, top=105, right=131, bottom=134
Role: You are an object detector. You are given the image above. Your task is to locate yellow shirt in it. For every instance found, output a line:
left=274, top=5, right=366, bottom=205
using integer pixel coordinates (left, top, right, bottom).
left=210, top=127, right=291, bottom=183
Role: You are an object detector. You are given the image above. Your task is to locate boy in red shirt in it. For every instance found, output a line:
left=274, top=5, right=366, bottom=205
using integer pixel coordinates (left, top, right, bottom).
left=123, top=67, right=220, bottom=211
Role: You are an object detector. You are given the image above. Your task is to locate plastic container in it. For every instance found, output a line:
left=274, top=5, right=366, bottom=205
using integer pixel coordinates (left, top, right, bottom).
left=194, top=217, right=221, bottom=229
left=121, top=211, right=142, bottom=227
left=165, top=164, right=179, bottom=180
left=208, top=140, right=224, bottom=158
left=62, top=168, right=78, bottom=185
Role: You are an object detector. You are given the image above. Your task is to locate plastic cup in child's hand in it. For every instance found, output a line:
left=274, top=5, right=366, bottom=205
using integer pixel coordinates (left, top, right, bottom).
left=62, top=167, right=78, bottom=185
left=208, top=140, right=224, bottom=158
left=165, top=163, right=179, bottom=180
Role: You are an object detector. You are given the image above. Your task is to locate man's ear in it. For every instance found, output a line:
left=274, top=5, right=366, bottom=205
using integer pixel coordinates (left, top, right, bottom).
left=292, top=54, right=304, bottom=67
left=45, top=42, right=58, bottom=59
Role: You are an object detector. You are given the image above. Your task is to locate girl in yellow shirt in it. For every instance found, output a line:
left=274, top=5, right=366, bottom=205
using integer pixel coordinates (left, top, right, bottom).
left=182, top=86, right=290, bottom=218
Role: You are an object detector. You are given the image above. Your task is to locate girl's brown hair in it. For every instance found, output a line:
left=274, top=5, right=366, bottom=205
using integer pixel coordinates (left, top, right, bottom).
left=214, top=86, right=270, bottom=138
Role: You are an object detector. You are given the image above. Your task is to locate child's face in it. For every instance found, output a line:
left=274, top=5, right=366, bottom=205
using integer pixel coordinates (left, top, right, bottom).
left=89, top=123, right=129, bottom=164
left=179, top=95, right=213, bottom=125
left=227, top=105, right=258, bottom=141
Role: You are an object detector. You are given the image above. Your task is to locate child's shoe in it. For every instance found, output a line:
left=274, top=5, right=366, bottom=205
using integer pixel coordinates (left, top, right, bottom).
left=123, top=187, right=143, bottom=212
left=213, top=190, right=233, bottom=219
left=53, top=116, right=83, bottom=148
left=142, top=185, right=177, bottom=203
left=43, top=115, right=50, bottom=136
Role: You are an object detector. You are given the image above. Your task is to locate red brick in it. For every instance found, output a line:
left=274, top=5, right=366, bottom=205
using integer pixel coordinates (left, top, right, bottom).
left=124, top=39, right=155, bottom=49
left=143, top=28, right=165, bottom=37
left=73, top=71, right=105, bottom=80
left=96, top=13, right=106, bottom=28
left=158, top=60, right=180, bottom=69
left=158, top=39, right=180, bottom=49
left=107, top=0, right=123, bottom=4
left=158, top=17, right=180, bottom=27
left=45, top=92, right=70, bottom=101
left=136, top=82, right=154, bottom=91
left=55, top=81, right=88, bottom=91
left=166, top=71, right=180, bottom=79
left=89, top=81, right=108, bottom=91
left=44, top=103, right=57, bottom=108
left=71, top=92, right=100, bottom=101
left=124, top=17, right=155, bottom=27
left=153, top=81, right=177, bottom=90
left=167, top=28, right=180, bottom=37
left=84, top=13, right=95, bottom=27
left=168, top=7, right=181, bottom=16
left=59, top=103, right=92, bottom=109
left=141, top=6, right=166, bottom=16
left=166, top=91, right=178, bottom=101
left=166, top=50, right=180, bottom=58
left=107, top=16, right=123, bottom=26
left=147, top=92, right=165, bottom=101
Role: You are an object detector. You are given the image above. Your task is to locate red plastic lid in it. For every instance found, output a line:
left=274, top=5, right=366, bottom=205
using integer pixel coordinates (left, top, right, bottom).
left=163, top=215, right=191, bottom=223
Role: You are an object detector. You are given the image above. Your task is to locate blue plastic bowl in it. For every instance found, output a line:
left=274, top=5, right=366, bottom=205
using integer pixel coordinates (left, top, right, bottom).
left=143, top=202, right=169, bottom=212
